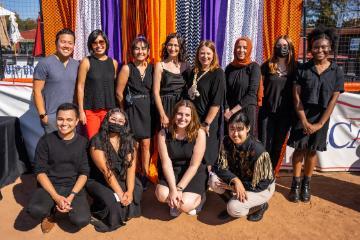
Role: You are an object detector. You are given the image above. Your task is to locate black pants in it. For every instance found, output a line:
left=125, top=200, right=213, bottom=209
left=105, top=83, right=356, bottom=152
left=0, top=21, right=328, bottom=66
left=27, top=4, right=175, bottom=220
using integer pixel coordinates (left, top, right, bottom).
left=27, top=186, right=90, bottom=229
left=258, top=108, right=291, bottom=168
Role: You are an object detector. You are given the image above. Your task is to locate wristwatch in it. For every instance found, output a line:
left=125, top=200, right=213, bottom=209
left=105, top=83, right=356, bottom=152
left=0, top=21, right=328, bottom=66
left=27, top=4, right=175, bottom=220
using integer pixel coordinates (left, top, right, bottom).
left=39, top=112, right=47, bottom=119
left=201, top=121, right=209, bottom=127
left=70, top=191, right=78, bottom=196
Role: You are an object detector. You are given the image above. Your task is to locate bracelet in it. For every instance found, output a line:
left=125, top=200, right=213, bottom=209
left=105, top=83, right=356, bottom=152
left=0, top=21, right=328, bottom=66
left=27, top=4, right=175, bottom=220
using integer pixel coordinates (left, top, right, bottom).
left=176, top=186, right=184, bottom=191
left=39, top=112, right=47, bottom=119
left=201, top=121, right=209, bottom=127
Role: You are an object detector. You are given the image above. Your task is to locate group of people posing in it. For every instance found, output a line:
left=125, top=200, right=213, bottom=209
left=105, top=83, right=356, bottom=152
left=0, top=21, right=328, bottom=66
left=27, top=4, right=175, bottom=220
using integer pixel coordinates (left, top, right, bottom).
left=28, top=25, right=344, bottom=233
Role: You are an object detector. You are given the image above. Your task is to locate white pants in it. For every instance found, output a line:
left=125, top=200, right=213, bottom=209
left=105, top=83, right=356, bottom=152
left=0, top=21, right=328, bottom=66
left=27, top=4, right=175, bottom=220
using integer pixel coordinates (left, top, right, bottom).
left=209, top=174, right=275, bottom=218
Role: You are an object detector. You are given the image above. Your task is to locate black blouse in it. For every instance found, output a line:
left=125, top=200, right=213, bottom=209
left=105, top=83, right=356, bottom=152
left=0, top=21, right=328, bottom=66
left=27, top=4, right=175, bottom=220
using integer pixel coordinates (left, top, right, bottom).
left=295, top=60, right=344, bottom=109
left=214, top=136, right=274, bottom=192
left=84, top=56, right=116, bottom=110
left=224, top=62, right=260, bottom=109
left=89, top=134, right=130, bottom=184
left=34, top=132, right=90, bottom=187
left=261, top=61, right=294, bottom=113
left=186, top=68, right=226, bottom=119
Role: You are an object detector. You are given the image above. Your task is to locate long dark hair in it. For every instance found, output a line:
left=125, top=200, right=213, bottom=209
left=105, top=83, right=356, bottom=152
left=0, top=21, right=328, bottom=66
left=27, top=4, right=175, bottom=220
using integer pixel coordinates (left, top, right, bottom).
left=160, top=32, right=187, bottom=62
left=97, top=108, right=134, bottom=180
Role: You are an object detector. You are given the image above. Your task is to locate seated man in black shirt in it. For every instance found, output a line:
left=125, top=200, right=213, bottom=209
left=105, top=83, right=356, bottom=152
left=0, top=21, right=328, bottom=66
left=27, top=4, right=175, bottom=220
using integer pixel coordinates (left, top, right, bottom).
left=27, top=103, right=90, bottom=233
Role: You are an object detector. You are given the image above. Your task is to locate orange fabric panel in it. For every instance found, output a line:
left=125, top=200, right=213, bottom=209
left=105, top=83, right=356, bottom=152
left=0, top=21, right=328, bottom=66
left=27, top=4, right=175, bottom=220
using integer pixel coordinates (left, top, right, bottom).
left=121, top=0, right=148, bottom=63
left=263, top=0, right=303, bottom=173
left=263, top=0, right=303, bottom=60
left=146, top=0, right=176, bottom=63
left=344, top=82, right=360, bottom=92
left=41, top=0, right=77, bottom=56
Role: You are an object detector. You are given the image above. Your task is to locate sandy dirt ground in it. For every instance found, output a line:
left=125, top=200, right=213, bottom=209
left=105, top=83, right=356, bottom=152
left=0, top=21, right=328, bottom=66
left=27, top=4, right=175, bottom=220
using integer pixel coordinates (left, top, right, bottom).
left=0, top=171, right=359, bottom=240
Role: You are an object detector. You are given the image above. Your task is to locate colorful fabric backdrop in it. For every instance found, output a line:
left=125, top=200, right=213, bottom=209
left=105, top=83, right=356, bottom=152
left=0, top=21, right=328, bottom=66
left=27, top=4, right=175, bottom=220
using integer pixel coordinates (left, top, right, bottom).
left=42, top=0, right=77, bottom=56
left=73, top=0, right=102, bottom=60
left=41, top=0, right=302, bottom=66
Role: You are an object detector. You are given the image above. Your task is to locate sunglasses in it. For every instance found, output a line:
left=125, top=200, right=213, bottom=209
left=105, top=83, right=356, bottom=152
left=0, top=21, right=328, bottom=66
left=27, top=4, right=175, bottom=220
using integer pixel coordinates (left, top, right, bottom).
left=92, top=40, right=106, bottom=47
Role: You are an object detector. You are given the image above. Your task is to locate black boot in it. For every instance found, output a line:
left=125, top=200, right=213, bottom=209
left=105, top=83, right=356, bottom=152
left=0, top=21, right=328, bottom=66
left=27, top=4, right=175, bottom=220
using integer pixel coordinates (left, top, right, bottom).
left=288, top=177, right=301, bottom=202
left=301, top=176, right=311, bottom=202
left=247, top=203, right=269, bottom=222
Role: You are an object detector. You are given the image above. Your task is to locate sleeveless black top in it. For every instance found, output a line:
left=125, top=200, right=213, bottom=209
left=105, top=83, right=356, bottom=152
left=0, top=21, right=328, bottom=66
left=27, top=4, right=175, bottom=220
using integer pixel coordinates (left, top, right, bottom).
left=84, top=56, right=116, bottom=110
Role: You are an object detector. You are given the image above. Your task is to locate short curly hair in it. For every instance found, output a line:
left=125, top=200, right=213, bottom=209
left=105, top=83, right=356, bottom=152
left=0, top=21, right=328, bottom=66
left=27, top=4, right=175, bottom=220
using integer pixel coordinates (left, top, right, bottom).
left=307, top=25, right=338, bottom=51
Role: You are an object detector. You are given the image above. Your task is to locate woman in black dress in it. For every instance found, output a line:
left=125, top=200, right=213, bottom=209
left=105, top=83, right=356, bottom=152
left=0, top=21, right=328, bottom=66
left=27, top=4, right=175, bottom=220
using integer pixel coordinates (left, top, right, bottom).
left=155, top=100, right=206, bottom=217
left=258, top=35, right=297, bottom=169
left=77, top=29, right=118, bottom=139
left=287, top=27, right=344, bottom=203
left=187, top=40, right=225, bottom=169
left=86, top=108, right=142, bottom=232
left=116, top=36, right=153, bottom=179
left=153, top=33, right=189, bottom=129
left=224, top=37, right=260, bottom=138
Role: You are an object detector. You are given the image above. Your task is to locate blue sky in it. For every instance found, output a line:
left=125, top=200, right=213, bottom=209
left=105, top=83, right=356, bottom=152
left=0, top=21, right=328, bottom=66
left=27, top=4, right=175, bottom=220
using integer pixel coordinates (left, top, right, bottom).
left=1, top=0, right=40, bottom=20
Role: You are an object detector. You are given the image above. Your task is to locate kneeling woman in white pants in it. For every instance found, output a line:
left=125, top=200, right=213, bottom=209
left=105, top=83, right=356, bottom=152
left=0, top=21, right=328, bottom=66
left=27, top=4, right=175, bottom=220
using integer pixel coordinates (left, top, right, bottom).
left=209, top=111, right=275, bottom=221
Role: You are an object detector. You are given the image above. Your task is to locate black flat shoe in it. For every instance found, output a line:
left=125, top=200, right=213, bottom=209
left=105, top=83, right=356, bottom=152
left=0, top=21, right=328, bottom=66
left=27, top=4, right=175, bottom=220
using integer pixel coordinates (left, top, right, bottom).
left=247, top=202, right=269, bottom=222
left=288, top=178, right=301, bottom=203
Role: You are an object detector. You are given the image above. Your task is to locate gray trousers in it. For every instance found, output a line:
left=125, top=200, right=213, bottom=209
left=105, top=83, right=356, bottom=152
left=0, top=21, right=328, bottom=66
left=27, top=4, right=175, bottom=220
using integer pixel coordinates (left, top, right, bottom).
left=209, top=174, right=275, bottom=218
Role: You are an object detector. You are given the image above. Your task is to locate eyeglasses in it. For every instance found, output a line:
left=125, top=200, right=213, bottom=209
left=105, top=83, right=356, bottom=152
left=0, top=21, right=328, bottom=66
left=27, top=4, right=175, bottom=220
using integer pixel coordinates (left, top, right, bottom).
left=92, top=40, right=106, bottom=47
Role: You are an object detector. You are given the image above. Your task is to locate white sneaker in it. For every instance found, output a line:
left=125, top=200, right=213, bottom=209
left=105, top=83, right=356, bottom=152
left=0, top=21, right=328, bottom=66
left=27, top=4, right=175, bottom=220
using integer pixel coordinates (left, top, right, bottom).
left=187, top=209, right=197, bottom=216
left=169, top=207, right=180, bottom=217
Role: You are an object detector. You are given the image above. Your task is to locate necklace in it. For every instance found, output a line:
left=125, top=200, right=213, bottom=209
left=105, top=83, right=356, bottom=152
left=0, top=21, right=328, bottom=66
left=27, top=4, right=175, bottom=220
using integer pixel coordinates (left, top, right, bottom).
left=277, top=64, right=287, bottom=76
left=188, top=70, right=209, bottom=100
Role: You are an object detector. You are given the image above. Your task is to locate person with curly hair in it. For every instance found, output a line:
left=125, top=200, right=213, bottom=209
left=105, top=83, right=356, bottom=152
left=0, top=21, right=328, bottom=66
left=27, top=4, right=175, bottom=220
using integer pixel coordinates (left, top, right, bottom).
left=155, top=100, right=207, bottom=217
left=153, top=32, right=190, bottom=129
left=287, top=26, right=344, bottom=203
left=86, top=108, right=142, bottom=232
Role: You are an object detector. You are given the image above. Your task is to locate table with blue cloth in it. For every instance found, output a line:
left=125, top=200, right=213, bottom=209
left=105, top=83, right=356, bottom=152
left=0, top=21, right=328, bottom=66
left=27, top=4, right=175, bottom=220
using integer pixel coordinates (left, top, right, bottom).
left=0, top=116, right=30, bottom=200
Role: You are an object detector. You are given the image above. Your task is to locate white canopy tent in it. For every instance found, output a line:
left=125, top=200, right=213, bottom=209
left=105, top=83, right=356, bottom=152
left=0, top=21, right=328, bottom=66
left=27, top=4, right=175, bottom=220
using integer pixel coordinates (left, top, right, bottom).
left=0, top=6, right=14, bottom=17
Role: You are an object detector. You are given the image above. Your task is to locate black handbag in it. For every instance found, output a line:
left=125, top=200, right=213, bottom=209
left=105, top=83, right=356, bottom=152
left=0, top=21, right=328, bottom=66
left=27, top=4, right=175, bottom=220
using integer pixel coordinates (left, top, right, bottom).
left=125, top=86, right=133, bottom=106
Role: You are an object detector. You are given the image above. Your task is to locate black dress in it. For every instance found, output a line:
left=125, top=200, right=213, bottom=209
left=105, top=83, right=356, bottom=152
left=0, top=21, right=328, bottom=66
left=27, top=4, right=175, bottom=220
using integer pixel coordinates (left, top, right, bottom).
left=186, top=68, right=226, bottom=166
left=86, top=134, right=142, bottom=232
left=258, top=61, right=294, bottom=168
left=158, top=131, right=207, bottom=194
left=159, top=66, right=187, bottom=118
left=125, top=62, right=154, bottom=139
left=225, top=62, right=261, bottom=137
left=287, top=60, right=344, bottom=151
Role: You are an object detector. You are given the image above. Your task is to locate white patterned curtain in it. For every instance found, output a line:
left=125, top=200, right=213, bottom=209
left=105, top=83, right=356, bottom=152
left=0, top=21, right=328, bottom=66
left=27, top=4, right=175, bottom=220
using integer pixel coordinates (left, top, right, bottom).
left=221, top=0, right=264, bottom=67
left=73, top=0, right=102, bottom=60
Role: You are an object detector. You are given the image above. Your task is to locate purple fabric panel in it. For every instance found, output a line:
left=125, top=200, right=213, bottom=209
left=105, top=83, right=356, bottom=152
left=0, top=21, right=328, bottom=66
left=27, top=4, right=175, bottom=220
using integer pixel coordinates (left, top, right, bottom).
left=201, top=0, right=227, bottom=63
left=100, top=0, right=122, bottom=63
